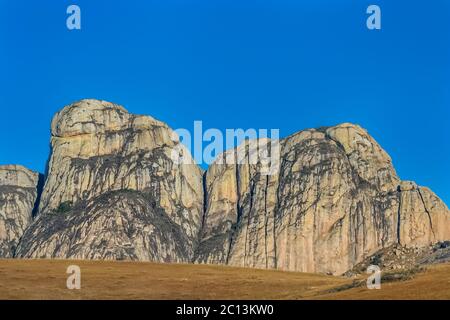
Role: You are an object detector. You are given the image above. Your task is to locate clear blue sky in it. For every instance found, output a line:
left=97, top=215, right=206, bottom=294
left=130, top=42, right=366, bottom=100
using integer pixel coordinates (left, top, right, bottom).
left=1, top=0, right=449, bottom=203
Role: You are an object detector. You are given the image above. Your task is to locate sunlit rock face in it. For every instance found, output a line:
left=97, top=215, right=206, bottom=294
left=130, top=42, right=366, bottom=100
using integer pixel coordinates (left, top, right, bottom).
left=397, top=181, right=450, bottom=247
left=196, top=124, right=450, bottom=275
left=9, top=99, right=449, bottom=274
left=16, top=99, right=203, bottom=262
left=0, top=165, right=40, bottom=257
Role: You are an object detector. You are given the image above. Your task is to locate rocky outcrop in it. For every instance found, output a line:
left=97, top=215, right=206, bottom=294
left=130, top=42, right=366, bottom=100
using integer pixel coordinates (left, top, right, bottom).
left=398, top=181, right=450, bottom=246
left=347, top=241, right=450, bottom=276
left=0, top=165, right=41, bottom=257
left=16, top=190, right=193, bottom=261
left=195, top=124, right=450, bottom=274
left=4, top=100, right=449, bottom=275
left=15, top=99, right=203, bottom=262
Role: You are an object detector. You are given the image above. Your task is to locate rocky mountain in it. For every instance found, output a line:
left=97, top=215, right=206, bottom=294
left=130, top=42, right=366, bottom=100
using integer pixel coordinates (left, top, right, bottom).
left=0, top=165, right=41, bottom=257
left=15, top=100, right=203, bottom=262
left=195, top=124, right=450, bottom=274
left=2, top=99, right=449, bottom=275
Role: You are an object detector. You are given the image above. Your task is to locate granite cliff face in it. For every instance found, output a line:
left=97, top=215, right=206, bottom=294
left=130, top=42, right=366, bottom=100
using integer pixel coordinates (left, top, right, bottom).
left=0, top=165, right=40, bottom=257
left=15, top=100, right=203, bottom=262
left=397, top=181, right=450, bottom=246
left=195, top=124, right=450, bottom=274
left=3, top=99, right=449, bottom=275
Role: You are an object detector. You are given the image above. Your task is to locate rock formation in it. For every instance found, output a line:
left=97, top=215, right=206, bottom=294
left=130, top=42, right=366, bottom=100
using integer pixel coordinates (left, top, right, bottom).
left=15, top=99, right=203, bottom=262
left=195, top=124, right=450, bottom=274
left=398, top=181, right=450, bottom=246
left=0, top=165, right=40, bottom=257
left=3, top=99, right=449, bottom=275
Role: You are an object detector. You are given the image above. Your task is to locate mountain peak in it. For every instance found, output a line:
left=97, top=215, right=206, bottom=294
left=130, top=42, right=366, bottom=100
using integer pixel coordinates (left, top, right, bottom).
left=0, top=100, right=448, bottom=275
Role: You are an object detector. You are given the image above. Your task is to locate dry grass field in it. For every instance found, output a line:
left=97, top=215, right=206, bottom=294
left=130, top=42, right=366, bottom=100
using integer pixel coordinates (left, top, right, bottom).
left=0, top=259, right=449, bottom=300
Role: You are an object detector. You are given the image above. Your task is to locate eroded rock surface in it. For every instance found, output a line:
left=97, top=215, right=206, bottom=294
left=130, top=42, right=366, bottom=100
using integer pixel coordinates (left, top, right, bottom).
left=398, top=181, right=450, bottom=246
left=0, top=165, right=40, bottom=257
left=6, top=100, right=449, bottom=274
left=16, top=99, right=203, bottom=262
left=16, top=190, right=192, bottom=261
left=196, top=124, right=450, bottom=274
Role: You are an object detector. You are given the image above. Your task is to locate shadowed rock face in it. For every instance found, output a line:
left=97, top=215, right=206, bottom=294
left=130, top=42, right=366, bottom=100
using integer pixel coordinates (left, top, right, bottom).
left=15, top=190, right=193, bottom=261
left=6, top=100, right=450, bottom=274
left=195, top=124, right=450, bottom=274
left=16, top=99, right=203, bottom=262
left=0, top=165, right=40, bottom=257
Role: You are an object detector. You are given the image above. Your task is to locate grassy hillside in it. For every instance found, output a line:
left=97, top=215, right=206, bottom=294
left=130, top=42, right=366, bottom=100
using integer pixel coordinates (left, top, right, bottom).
left=0, top=259, right=449, bottom=299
